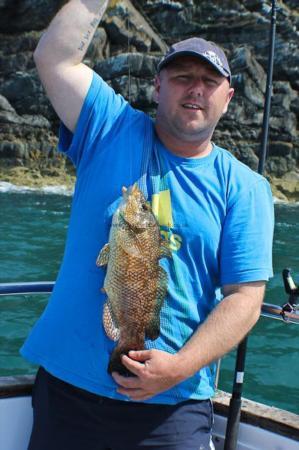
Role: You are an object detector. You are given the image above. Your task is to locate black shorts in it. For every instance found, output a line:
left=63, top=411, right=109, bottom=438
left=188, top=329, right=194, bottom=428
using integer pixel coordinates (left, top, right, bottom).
left=28, top=367, right=214, bottom=450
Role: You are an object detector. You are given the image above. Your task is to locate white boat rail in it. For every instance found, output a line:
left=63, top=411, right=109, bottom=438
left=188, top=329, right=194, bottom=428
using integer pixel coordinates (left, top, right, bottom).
left=0, top=281, right=298, bottom=324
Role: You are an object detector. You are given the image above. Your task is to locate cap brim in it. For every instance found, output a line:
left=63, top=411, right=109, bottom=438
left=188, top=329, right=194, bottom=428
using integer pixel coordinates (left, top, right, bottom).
left=157, top=50, right=230, bottom=80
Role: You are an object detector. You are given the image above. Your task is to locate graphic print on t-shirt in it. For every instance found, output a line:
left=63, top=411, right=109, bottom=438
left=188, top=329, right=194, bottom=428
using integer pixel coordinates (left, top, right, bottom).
left=151, top=189, right=182, bottom=252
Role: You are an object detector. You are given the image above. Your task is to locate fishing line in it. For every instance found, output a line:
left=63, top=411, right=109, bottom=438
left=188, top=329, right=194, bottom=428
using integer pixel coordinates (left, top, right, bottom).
left=126, top=5, right=133, bottom=189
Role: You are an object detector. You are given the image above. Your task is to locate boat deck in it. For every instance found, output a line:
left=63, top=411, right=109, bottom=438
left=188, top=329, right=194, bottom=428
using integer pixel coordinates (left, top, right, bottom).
left=1, top=375, right=298, bottom=450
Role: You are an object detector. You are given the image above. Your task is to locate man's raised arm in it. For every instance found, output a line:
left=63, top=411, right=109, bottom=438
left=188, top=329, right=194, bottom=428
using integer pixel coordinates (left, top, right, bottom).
left=34, top=0, right=109, bottom=133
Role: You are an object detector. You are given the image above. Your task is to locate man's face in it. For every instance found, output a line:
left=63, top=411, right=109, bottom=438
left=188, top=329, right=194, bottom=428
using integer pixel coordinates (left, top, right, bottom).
left=154, top=56, right=234, bottom=144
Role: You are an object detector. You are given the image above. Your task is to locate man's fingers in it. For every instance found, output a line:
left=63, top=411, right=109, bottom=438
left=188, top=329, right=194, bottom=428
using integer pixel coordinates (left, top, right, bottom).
left=121, top=354, right=147, bottom=375
left=111, top=371, right=141, bottom=388
left=128, top=350, right=152, bottom=362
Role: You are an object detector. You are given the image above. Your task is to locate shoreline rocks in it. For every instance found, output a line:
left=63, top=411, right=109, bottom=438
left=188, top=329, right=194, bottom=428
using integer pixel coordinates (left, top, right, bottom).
left=0, top=0, right=298, bottom=201
left=0, top=153, right=298, bottom=203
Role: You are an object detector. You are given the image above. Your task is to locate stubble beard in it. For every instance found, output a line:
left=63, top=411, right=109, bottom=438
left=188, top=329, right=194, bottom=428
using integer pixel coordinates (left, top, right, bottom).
left=164, top=110, right=215, bottom=144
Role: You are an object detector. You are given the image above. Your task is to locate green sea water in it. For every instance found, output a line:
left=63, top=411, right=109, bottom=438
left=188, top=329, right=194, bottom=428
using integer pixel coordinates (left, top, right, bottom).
left=0, top=190, right=298, bottom=415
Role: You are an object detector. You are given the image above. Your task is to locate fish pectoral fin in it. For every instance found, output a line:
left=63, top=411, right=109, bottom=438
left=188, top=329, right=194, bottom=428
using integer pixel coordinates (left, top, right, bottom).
left=103, top=302, right=120, bottom=341
left=119, top=228, right=143, bottom=258
left=159, top=241, right=172, bottom=259
left=145, top=266, right=168, bottom=341
left=145, top=317, right=160, bottom=340
left=96, top=243, right=110, bottom=267
left=157, top=265, right=168, bottom=294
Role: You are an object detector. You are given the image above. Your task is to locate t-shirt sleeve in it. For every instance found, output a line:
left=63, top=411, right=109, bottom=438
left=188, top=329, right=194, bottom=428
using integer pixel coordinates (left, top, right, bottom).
left=220, top=179, right=274, bottom=285
left=57, top=71, right=128, bottom=167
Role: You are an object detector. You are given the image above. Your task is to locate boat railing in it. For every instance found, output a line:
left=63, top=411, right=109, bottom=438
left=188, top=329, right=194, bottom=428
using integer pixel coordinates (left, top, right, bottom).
left=0, top=281, right=299, bottom=324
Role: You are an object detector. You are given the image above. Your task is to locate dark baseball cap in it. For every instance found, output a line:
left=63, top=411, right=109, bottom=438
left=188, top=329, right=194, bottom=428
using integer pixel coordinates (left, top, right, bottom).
left=157, top=37, right=231, bottom=82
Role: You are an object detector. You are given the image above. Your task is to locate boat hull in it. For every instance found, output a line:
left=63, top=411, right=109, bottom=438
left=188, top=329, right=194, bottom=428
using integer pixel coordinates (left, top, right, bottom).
left=0, top=393, right=298, bottom=450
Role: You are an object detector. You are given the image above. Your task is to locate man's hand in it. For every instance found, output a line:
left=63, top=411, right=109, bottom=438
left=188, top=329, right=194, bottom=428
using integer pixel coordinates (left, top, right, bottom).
left=112, top=349, right=185, bottom=401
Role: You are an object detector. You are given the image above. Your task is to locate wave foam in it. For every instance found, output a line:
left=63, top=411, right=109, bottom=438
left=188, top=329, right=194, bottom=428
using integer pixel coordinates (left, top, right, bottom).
left=0, top=181, right=73, bottom=196
left=273, top=196, right=299, bottom=206
left=0, top=182, right=297, bottom=204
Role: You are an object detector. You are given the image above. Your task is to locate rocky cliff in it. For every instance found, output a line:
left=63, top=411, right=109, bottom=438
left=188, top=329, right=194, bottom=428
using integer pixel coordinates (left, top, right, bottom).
left=0, top=0, right=298, bottom=200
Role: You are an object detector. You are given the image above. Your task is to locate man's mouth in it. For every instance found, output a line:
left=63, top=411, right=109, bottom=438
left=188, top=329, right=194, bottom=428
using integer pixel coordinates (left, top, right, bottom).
left=182, top=103, right=203, bottom=110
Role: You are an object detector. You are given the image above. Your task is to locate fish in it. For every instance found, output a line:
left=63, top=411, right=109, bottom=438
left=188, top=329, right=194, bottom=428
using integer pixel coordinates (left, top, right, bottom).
left=96, top=184, right=171, bottom=375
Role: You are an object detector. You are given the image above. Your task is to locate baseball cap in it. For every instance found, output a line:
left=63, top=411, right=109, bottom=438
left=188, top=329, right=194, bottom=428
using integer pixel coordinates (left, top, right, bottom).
left=157, top=37, right=231, bottom=82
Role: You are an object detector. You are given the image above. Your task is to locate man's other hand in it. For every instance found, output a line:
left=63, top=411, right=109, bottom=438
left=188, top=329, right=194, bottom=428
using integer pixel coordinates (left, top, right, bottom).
left=112, top=349, right=185, bottom=401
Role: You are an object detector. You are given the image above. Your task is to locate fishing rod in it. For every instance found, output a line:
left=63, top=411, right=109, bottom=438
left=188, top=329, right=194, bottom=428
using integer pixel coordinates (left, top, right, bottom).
left=224, top=1, right=277, bottom=449
left=258, top=1, right=277, bottom=174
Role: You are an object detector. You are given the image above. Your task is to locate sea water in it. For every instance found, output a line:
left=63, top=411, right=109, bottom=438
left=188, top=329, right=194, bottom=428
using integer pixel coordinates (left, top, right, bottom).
left=0, top=185, right=298, bottom=414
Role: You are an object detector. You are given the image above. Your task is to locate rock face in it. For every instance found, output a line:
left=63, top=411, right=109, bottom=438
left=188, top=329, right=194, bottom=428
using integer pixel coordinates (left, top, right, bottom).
left=0, top=0, right=298, bottom=199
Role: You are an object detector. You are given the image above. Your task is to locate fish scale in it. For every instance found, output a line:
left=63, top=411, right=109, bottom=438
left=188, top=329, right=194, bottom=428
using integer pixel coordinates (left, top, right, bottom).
left=96, top=184, right=172, bottom=375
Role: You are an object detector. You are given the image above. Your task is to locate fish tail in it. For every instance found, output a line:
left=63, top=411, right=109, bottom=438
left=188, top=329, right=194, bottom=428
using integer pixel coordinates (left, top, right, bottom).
left=108, top=342, right=144, bottom=376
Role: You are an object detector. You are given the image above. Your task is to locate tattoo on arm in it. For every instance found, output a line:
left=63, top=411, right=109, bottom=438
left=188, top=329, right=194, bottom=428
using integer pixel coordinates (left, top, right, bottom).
left=77, top=1, right=109, bottom=52
left=90, top=18, right=98, bottom=29
left=78, top=41, right=85, bottom=51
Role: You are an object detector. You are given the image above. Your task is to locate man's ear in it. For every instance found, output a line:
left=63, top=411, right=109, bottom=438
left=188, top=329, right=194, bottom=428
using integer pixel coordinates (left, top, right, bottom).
left=153, top=75, right=161, bottom=104
left=222, top=87, right=234, bottom=115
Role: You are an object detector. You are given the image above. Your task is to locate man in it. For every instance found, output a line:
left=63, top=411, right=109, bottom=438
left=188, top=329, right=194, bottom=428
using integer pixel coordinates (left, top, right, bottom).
left=21, top=1, right=274, bottom=449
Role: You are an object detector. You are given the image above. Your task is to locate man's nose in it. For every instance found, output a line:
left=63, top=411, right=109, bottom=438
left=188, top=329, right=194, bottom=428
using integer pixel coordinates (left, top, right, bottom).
left=187, top=78, right=204, bottom=96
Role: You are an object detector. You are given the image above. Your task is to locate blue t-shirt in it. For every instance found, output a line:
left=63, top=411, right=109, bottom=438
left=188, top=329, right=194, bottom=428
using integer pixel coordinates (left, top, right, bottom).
left=21, top=72, right=274, bottom=404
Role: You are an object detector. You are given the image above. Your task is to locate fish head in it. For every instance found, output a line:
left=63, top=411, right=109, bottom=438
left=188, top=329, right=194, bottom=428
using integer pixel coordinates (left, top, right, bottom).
left=120, top=184, right=156, bottom=230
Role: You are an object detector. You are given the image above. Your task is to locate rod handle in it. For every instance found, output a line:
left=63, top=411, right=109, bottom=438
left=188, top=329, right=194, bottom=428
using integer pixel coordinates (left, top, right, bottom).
left=224, top=398, right=242, bottom=450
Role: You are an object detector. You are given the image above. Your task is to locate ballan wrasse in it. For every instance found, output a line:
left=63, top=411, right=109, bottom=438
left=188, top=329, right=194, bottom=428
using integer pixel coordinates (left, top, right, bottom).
left=96, top=184, right=171, bottom=375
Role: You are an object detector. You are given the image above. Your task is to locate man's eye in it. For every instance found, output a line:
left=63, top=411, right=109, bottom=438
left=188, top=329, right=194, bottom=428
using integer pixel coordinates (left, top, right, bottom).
left=205, top=78, right=218, bottom=86
left=177, top=75, right=189, bottom=80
